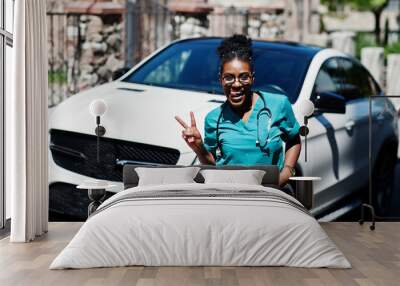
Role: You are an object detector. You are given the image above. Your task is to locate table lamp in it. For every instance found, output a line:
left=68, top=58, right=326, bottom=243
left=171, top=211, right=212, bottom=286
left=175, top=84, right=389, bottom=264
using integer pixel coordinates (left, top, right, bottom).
left=89, top=99, right=108, bottom=163
left=298, top=99, right=315, bottom=162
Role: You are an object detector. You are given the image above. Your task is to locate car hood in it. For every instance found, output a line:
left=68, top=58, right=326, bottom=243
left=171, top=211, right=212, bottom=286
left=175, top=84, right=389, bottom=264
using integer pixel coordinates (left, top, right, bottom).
left=49, top=81, right=225, bottom=152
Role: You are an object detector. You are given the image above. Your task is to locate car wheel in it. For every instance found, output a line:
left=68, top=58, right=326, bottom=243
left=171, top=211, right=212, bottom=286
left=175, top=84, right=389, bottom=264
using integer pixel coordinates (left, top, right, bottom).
left=372, top=147, right=397, bottom=216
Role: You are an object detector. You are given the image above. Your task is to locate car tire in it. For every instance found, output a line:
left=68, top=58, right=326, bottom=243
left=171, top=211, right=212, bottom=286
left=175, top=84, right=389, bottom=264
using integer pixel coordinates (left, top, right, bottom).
left=372, top=145, right=397, bottom=216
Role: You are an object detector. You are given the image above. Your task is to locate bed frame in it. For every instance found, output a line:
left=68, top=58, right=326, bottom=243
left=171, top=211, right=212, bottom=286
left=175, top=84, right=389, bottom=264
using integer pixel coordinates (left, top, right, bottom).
left=123, top=164, right=280, bottom=189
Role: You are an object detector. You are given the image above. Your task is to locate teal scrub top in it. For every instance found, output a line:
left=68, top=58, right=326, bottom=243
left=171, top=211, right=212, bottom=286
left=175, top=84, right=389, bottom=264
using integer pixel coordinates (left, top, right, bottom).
left=203, top=91, right=300, bottom=170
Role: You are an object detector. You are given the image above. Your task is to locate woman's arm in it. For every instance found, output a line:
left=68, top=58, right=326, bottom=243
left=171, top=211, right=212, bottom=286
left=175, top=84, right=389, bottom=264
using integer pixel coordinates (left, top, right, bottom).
left=193, top=144, right=216, bottom=165
left=279, top=134, right=301, bottom=187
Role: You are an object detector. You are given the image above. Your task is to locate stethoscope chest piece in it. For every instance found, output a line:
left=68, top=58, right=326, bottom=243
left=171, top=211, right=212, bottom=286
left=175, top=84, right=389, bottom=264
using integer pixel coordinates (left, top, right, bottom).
left=216, top=147, right=222, bottom=158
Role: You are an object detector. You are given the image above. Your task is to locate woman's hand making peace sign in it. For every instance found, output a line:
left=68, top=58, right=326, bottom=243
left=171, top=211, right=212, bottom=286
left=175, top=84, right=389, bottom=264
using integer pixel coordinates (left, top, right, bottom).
left=175, top=112, right=216, bottom=165
left=174, top=111, right=203, bottom=152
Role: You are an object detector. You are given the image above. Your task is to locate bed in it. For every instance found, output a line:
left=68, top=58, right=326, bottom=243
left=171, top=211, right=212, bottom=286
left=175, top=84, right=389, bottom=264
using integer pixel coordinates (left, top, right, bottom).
left=50, top=165, right=351, bottom=269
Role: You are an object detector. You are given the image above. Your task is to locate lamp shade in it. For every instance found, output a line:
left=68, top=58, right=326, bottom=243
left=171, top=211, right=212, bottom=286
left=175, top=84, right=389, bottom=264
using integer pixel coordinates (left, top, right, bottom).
left=89, top=99, right=107, bottom=117
left=298, top=99, right=315, bottom=117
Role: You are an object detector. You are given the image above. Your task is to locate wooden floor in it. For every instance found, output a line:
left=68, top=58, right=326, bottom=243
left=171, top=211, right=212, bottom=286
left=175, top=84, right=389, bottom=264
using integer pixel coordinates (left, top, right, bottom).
left=0, top=222, right=399, bottom=286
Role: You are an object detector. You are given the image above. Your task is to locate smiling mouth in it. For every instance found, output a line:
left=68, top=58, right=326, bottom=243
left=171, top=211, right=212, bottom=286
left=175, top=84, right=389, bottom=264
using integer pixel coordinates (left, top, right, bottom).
left=230, top=91, right=244, bottom=102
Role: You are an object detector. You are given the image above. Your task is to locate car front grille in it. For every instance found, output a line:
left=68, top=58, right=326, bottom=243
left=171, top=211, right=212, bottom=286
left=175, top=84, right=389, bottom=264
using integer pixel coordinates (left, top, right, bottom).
left=49, top=182, right=115, bottom=221
left=50, top=129, right=180, bottom=181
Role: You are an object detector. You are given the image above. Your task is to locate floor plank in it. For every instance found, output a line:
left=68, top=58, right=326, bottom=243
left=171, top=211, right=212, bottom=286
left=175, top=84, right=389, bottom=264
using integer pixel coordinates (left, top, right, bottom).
left=0, top=222, right=399, bottom=286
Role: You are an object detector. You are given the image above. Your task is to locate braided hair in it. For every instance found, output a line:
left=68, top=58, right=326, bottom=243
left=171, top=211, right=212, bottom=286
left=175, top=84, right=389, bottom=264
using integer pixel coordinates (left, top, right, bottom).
left=217, top=34, right=253, bottom=74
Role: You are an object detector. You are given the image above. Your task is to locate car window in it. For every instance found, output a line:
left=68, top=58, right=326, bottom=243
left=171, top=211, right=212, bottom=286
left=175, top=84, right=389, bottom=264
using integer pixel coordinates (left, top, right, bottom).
left=143, top=50, right=192, bottom=84
left=367, top=74, right=381, bottom=95
left=123, top=40, right=313, bottom=103
left=252, top=48, right=311, bottom=103
left=339, top=58, right=376, bottom=100
left=364, top=66, right=381, bottom=95
left=311, top=58, right=341, bottom=101
left=124, top=42, right=223, bottom=94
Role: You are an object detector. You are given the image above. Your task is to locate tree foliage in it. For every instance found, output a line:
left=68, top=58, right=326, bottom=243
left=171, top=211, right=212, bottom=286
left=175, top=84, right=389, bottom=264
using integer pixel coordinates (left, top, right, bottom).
left=322, top=0, right=390, bottom=44
left=348, top=0, right=388, bottom=12
left=321, top=0, right=388, bottom=12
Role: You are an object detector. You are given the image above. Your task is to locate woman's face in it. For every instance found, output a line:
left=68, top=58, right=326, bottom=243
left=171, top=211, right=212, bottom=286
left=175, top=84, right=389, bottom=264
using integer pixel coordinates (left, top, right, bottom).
left=220, top=58, right=254, bottom=109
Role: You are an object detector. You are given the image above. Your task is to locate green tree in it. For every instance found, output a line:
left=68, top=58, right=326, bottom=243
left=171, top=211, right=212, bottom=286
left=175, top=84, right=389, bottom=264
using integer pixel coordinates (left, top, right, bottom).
left=321, top=0, right=346, bottom=12
left=350, top=0, right=389, bottom=45
left=322, top=0, right=389, bottom=45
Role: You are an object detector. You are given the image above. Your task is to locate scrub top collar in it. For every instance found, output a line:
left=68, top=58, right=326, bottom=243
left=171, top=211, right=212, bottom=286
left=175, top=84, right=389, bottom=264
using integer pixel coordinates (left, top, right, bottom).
left=224, top=91, right=263, bottom=127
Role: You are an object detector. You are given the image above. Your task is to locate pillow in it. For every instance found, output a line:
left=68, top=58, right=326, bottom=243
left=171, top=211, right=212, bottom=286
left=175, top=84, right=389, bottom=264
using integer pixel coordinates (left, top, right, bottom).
left=200, top=169, right=266, bottom=185
left=135, top=167, right=201, bottom=186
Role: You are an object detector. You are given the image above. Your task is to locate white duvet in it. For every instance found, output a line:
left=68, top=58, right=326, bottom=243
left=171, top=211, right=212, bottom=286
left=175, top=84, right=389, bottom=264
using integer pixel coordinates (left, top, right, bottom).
left=50, top=183, right=351, bottom=269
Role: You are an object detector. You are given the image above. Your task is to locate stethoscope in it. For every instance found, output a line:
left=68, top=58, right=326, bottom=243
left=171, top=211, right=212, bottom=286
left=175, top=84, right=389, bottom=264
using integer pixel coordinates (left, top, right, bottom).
left=215, top=91, right=272, bottom=158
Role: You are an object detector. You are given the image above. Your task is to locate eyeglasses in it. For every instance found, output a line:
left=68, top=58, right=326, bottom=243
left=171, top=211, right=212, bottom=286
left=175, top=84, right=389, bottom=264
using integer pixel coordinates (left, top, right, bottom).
left=221, top=72, right=252, bottom=86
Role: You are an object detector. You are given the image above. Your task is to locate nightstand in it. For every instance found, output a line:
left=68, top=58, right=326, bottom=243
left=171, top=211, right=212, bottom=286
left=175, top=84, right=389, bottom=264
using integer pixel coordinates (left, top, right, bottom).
left=289, top=176, right=321, bottom=210
left=77, top=180, right=115, bottom=216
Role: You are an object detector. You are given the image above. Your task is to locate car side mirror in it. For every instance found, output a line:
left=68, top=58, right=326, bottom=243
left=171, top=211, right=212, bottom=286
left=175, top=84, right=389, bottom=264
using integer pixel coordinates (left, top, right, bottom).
left=313, top=91, right=346, bottom=114
left=112, top=67, right=132, bottom=81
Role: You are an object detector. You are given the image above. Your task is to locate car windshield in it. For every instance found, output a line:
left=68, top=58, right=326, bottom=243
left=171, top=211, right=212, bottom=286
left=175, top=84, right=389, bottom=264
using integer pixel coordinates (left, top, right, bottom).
left=123, top=40, right=314, bottom=103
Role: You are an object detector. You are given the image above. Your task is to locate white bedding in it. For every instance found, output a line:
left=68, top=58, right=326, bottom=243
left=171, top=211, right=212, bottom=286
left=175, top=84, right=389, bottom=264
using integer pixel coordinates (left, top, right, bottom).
left=50, top=183, right=351, bottom=269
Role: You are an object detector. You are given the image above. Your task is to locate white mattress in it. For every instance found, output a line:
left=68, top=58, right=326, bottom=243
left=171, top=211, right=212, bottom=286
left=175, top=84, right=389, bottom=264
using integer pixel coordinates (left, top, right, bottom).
left=50, top=183, right=351, bottom=269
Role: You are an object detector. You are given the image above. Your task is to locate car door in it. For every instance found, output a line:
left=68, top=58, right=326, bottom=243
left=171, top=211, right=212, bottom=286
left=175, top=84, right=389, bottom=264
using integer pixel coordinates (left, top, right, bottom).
left=306, top=57, right=356, bottom=213
left=337, top=58, right=378, bottom=190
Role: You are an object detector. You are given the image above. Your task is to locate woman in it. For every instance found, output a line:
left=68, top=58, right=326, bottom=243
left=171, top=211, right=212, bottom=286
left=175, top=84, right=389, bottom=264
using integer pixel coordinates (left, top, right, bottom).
left=175, top=34, right=301, bottom=188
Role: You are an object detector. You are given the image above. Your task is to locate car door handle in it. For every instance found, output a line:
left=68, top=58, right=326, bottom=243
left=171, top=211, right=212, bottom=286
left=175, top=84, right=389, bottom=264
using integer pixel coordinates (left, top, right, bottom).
left=376, top=113, right=385, bottom=123
left=344, top=121, right=355, bottom=132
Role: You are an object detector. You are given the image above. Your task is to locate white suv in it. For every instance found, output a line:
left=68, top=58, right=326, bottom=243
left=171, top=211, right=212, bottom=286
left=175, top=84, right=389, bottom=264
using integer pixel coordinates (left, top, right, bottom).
left=48, top=38, right=398, bottom=219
